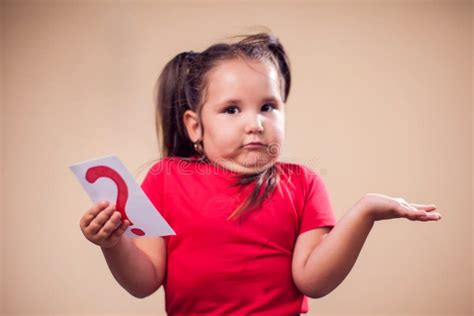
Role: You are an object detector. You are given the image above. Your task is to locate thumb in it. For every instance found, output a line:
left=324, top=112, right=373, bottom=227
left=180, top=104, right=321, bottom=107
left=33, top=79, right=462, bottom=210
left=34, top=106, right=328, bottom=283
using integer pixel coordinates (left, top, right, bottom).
left=410, top=203, right=437, bottom=211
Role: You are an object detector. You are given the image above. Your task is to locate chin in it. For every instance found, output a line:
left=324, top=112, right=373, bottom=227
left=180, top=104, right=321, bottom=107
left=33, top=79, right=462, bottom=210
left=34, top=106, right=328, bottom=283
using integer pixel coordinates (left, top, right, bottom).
left=237, top=157, right=277, bottom=174
left=209, top=154, right=278, bottom=175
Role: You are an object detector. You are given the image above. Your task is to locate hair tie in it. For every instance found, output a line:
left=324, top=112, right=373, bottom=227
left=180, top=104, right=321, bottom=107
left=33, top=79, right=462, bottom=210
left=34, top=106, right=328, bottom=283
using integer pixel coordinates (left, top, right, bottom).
left=185, top=50, right=198, bottom=62
left=183, top=51, right=198, bottom=79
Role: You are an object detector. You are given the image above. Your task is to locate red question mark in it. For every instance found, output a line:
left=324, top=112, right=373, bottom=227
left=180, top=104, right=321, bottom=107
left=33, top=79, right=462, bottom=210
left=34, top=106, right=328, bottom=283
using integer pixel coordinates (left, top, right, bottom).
left=85, top=165, right=145, bottom=236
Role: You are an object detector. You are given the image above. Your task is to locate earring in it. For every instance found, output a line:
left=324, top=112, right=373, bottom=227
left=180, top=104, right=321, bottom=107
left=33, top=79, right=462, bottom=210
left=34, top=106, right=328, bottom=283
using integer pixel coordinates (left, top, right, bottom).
left=193, top=141, right=208, bottom=162
left=193, top=140, right=204, bottom=155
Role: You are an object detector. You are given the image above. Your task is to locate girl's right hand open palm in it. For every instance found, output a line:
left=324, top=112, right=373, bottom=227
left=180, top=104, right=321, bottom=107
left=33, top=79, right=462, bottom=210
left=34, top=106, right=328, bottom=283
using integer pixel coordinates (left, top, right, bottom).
left=79, top=201, right=131, bottom=249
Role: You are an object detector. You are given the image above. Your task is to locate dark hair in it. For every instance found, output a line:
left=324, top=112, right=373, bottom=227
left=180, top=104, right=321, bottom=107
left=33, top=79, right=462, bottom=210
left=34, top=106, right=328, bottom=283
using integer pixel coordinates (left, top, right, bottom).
left=154, top=32, right=291, bottom=220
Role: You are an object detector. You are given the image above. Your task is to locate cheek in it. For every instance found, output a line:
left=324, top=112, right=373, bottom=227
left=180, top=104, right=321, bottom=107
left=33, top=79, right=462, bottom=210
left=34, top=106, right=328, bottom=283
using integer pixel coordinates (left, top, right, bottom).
left=278, top=118, right=285, bottom=134
left=270, top=115, right=285, bottom=138
left=203, top=123, right=237, bottom=149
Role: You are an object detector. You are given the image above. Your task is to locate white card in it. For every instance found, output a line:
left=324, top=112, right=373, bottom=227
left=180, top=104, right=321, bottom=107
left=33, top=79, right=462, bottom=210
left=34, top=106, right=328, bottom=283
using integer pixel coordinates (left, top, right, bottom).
left=70, top=154, right=175, bottom=238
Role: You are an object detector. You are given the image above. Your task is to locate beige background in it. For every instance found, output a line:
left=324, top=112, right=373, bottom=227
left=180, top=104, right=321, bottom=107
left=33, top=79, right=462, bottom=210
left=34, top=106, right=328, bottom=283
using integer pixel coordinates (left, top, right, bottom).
left=0, top=0, right=472, bottom=315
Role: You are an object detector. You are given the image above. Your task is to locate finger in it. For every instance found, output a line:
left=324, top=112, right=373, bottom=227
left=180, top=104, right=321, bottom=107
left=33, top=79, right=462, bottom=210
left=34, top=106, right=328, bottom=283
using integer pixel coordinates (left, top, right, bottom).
left=411, top=208, right=442, bottom=219
left=416, top=211, right=442, bottom=221
left=404, top=208, right=428, bottom=220
left=104, top=219, right=130, bottom=243
left=399, top=203, right=427, bottom=219
left=81, top=201, right=110, bottom=228
left=96, top=211, right=123, bottom=239
left=409, top=202, right=442, bottom=218
left=429, top=211, right=442, bottom=219
left=87, top=204, right=116, bottom=235
left=410, top=203, right=437, bottom=211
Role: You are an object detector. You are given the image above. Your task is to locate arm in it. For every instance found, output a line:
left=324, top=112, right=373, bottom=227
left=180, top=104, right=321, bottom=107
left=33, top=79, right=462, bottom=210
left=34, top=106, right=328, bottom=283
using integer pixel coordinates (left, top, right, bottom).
left=292, top=194, right=441, bottom=298
left=101, top=236, right=166, bottom=298
left=292, top=198, right=372, bottom=298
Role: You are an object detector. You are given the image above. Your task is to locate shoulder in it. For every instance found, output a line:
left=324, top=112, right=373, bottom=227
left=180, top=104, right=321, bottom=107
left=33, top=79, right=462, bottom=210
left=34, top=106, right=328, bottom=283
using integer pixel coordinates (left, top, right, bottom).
left=276, top=161, right=321, bottom=183
left=275, top=161, right=326, bottom=197
left=141, top=156, right=195, bottom=191
left=146, top=156, right=193, bottom=174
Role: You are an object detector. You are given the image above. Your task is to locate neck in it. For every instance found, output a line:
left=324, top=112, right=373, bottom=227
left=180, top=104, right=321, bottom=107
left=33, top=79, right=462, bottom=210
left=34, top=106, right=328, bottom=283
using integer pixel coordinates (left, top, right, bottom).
left=208, top=158, right=276, bottom=175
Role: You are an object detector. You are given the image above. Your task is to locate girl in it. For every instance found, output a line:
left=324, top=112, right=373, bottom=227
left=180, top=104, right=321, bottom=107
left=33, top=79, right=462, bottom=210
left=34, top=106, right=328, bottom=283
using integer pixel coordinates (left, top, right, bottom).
left=79, top=32, right=442, bottom=315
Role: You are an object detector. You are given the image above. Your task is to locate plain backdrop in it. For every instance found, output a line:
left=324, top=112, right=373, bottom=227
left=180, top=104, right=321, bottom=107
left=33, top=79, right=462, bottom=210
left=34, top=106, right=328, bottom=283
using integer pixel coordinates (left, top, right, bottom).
left=0, top=0, right=472, bottom=315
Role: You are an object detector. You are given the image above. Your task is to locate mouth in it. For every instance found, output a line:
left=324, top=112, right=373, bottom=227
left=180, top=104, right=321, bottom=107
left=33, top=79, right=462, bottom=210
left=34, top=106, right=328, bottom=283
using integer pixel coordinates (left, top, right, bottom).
left=242, top=142, right=267, bottom=149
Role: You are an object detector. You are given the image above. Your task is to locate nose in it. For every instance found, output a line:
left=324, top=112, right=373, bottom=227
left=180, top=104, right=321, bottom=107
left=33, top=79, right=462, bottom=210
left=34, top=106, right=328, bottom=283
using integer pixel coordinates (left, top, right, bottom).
left=244, top=113, right=264, bottom=134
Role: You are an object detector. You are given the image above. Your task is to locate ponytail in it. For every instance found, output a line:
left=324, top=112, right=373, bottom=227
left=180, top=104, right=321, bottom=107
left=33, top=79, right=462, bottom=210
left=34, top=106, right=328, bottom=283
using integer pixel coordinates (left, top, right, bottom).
left=155, top=51, right=199, bottom=157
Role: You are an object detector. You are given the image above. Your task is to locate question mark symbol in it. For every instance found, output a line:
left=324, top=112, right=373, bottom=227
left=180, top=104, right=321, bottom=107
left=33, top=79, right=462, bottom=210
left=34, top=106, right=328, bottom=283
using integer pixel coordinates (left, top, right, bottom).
left=85, top=165, right=145, bottom=236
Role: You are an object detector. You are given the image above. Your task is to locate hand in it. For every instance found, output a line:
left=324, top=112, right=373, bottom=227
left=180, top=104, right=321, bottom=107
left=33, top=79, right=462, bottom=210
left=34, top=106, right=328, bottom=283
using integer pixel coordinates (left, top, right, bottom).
left=360, top=193, right=443, bottom=222
left=79, top=201, right=131, bottom=249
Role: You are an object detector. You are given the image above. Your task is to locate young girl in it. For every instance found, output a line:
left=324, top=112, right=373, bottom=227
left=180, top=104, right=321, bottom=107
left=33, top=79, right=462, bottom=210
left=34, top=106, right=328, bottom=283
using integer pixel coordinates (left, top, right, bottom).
left=79, top=33, right=442, bottom=315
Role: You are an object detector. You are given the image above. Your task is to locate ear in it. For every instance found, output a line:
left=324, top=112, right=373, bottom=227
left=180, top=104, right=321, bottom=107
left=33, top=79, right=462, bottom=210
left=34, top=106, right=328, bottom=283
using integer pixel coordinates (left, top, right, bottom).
left=183, top=110, right=202, bottom=142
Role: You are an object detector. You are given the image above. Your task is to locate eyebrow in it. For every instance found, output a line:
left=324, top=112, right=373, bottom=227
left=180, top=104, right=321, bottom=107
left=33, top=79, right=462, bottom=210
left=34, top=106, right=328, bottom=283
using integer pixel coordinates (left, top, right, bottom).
left=218, top=97, right=280, bottom=105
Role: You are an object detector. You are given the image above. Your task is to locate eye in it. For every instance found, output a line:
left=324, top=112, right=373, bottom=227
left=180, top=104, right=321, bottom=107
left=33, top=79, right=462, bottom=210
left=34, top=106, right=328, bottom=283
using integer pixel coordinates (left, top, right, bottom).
left=223, top=105, right=239, bottom=114
left=261, top=103, right=276, bottom=112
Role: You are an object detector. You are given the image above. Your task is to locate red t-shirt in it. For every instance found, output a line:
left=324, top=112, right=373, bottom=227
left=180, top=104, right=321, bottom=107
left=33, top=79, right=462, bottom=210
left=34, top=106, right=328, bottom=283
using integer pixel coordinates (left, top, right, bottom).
left=141, top=156, right=337, bottom=315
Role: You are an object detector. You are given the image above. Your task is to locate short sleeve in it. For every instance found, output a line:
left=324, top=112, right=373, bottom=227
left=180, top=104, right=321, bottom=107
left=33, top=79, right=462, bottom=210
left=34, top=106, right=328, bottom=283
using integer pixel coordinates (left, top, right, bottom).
left=140, top=159, right=166, bottom=218
left=299, top=167, right=337, bottom=235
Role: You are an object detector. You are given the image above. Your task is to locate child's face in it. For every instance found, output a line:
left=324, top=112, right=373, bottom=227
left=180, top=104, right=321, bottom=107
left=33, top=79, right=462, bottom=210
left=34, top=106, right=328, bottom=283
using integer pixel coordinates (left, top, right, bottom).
left=199, top=57, right=285, bottom=174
